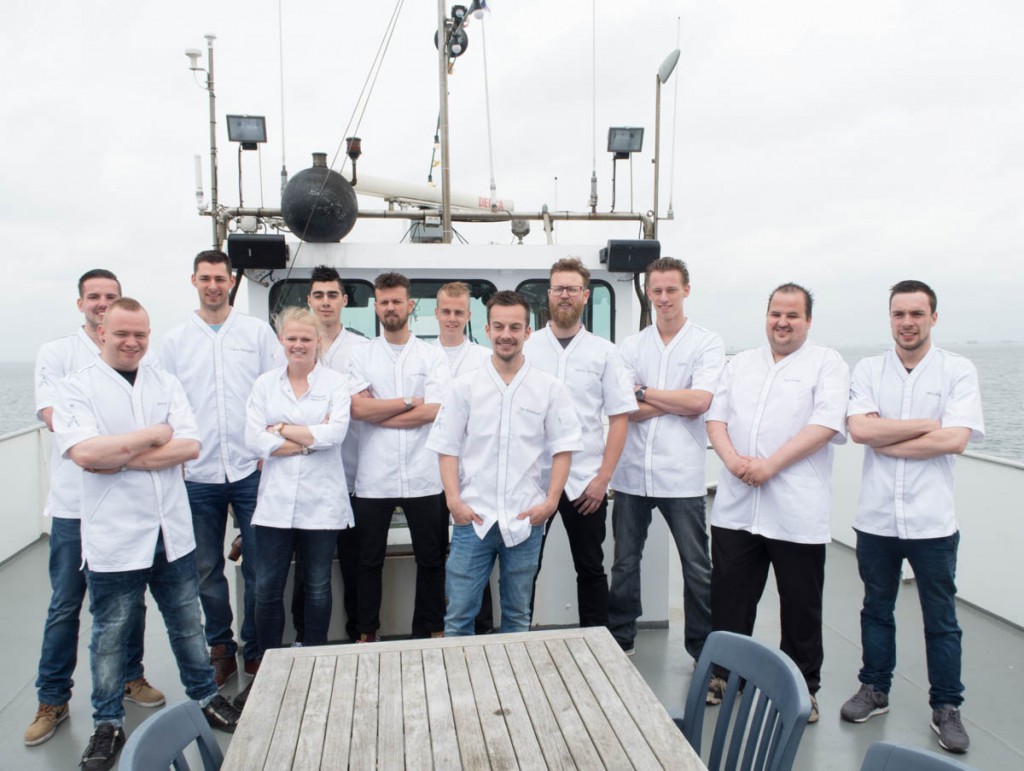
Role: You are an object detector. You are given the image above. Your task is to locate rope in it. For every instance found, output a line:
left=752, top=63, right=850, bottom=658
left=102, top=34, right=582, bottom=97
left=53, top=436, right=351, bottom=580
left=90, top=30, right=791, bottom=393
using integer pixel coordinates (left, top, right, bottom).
left=278, top=0, right=287, bottom=187
left=667, top=16, right=681, bottom=216
left=480, top=18, right=497, bottom=208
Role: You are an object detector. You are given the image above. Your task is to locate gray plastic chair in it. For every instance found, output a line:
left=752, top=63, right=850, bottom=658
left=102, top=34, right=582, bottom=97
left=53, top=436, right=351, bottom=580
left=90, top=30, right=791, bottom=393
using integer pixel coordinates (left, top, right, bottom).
left=678, top=631, right=812, bottom=771
left=860, top=741, right=978, bottom=771
left=120, top=700, right=223, bottom=771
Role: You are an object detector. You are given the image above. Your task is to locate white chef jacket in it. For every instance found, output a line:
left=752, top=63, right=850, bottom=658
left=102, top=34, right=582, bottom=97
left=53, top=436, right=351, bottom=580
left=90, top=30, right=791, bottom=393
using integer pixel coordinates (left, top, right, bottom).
left=245, top=364, right=354, bottom=530
left=610, top=322, right=726, bottom=498
left=708, top=343, right=850, bottom=544
left=35, top=329, right=102, bottom=519
left=523, top=325, right=637, bottom=499
left=322, top=328, right=370, bottom=490
left=426, top=361, right=583, bottom=546
left=434, top=338, right=491, bottom=377
left=849, top=347, right=984, bottom=539
left=160, top=308, right=283, bottom=484
left=348, top=335, right=452, bottom=498
left=53, top=361, right=200, bottom=572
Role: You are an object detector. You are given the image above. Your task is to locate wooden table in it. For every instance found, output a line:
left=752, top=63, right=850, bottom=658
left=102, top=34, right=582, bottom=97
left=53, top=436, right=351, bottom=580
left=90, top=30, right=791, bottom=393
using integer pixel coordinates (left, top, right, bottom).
left=222, top=627, right=705, bottom=770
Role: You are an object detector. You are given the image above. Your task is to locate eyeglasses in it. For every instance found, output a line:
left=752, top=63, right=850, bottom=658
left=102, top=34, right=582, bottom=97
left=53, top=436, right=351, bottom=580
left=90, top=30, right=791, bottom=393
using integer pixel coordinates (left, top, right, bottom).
left=548, top=285, right=585, bottom=296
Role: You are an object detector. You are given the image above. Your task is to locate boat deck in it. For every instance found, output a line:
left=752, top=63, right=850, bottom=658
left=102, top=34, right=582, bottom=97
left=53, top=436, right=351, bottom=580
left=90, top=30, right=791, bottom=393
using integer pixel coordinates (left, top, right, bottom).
left=1, top=536, right=1021, bottom=769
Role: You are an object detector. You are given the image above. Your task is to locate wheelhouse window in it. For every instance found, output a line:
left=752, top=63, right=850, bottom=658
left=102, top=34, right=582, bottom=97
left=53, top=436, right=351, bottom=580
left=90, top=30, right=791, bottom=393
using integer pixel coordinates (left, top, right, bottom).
left=515, top=279, right=616, bottom=342
left=268, top=279, right=377, bottom=338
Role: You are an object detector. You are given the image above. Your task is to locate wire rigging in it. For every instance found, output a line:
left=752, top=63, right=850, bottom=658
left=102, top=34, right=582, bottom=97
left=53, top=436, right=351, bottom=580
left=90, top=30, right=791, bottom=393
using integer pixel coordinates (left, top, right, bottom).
left=480, top=18, right=497, bottom=208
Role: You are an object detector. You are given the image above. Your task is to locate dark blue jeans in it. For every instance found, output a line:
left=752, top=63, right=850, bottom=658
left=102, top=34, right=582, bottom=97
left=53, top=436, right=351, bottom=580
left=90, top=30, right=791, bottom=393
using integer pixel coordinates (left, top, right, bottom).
left=86, top=539, right=216, bottom=727
left=608, top=493, right=712, bottom=660
left=185, top=470, right=260, bottom=661
left=255, top=526, right=339, bottom=650
left=35, top=517, right=146, bottom=706
left=855, top=529, right=964, bottom=708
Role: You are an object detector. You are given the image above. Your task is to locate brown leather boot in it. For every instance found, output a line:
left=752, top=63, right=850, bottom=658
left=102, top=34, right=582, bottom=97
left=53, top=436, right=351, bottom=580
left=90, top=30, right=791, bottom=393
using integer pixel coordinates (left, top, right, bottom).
left=209, top=644, right=238, bottom=688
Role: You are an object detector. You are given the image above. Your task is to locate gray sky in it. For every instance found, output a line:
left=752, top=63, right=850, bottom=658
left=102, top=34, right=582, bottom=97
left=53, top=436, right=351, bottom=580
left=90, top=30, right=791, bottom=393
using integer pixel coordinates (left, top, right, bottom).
left=2, top=0, right=1021, bottom=360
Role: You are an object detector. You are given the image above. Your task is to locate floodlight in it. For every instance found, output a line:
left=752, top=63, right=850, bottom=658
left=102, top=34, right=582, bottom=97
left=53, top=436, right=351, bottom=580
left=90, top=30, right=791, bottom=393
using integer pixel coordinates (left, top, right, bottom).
left=607, top=127, right=644, bottom=160
left=226, top=115, right=267, bottom=151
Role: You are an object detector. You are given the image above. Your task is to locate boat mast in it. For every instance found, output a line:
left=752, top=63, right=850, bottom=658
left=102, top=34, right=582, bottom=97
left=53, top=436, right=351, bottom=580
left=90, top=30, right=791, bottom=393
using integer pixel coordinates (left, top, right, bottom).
left=205, top=34, right=220, bottom=251
left=436, top=1, right=453, bottom=244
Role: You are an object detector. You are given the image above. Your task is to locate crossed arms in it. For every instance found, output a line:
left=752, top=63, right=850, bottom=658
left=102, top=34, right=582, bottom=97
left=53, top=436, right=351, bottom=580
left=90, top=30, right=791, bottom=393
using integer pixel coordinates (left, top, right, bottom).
left=848, top=413, right=970, bottom=458
left=68, top=424, right=200, bottom=473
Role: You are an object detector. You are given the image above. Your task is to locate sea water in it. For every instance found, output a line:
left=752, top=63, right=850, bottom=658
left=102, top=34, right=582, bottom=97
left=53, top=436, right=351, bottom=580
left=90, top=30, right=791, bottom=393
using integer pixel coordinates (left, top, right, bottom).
left=1, top=343, right=1021, bottom=461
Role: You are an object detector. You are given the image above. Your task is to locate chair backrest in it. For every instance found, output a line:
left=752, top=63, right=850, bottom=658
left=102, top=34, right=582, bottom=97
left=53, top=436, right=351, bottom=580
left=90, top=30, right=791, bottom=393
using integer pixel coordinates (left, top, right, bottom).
left=120, top=700, right=224, bottom=771
left=860, top=741, right=979, bottom=771
left=681, top=631, right=812, bottom=771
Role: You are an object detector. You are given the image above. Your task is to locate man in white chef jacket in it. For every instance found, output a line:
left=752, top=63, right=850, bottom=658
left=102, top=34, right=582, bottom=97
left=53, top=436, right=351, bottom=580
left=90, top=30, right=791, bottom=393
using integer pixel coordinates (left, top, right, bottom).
left=706, top=283, right=849, bottom=722
left=160, top=251, right=283, bottom=683
left=348, top=272, right=453, bottom=641
left=608, top=257, right=725, bottom=658
left=840, top=280, right=983, bottom=755
left=289, top=265, right=367, bottom=645
left=54, top=298, right=240, bottom=770
left=427, top=290, right=583, bottom=636
left=26, top=270, right=164, bottom=749
left=524, top=257, right=636, bottom=629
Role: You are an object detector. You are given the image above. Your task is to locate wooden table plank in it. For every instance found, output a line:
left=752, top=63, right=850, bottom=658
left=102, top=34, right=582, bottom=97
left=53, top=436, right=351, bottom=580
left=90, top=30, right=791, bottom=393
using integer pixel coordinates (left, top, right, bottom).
left=547, top=637, right=633, bottom=769
left=483, top=643, right=548, bottom=769
left=585, top=628, right=705, bottom=769
left=221, top=648, right=293, bottom=771
left=321, top=653, right=358, bottom=771
left=422, top=647, right=462, bottom=770
left=443, top=645, right=490, bottom=768
left=293, top=657, right=335, bottom=769
left=564, top=637, right=661, bottom=769
left=264, top=655, right=315, bottom=770
left=349, top=652, right=380, bottom=771
left=465, top=645, right=518, bottom=769
left=400, top=649, right=433, bottom=771
left=526, top=638, right=603, bottom=768
left=377, top=651, right=405, bottom=770
left=503, top=642, right=575, bottom=770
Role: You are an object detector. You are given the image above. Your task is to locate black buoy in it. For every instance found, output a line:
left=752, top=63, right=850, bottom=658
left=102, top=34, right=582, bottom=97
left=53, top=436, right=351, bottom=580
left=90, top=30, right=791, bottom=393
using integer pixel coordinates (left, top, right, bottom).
left=281, top=152, right=358, bottom=242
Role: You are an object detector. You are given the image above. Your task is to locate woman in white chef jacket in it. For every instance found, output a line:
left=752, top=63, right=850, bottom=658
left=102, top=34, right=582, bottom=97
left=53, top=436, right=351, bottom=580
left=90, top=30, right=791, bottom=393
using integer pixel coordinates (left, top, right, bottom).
left=245, top=307, right=354, bottom=653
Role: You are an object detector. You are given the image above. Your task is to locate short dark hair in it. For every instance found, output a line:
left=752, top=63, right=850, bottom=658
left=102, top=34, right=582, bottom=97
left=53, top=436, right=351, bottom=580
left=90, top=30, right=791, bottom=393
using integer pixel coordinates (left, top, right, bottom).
left=486, top=290, right=530, bottom=324
left=549, top=257, right=590, bottom=288
left=193, top=250, right=232, bottom=274
left=374, top=272, right=410, bottom=293
left=310, top=265, right=345, bottom=294
left=768, top=282, right=813, bottom=318
left=645, top=257, right=689, bottom=286
left=78, top=269, right=121, bottom=297
left=889, top=279, right=937, bottom=313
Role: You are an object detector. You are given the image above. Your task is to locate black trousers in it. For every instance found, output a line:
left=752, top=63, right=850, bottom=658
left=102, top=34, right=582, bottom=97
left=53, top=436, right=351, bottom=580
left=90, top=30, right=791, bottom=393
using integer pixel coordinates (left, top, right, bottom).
left=532, top=491, right=610, bottom=628
left=353, top=493, right=448, bottom=637
left=291, top=525, right=359, bottom=642
left=710, top=526, right=826, bottom=694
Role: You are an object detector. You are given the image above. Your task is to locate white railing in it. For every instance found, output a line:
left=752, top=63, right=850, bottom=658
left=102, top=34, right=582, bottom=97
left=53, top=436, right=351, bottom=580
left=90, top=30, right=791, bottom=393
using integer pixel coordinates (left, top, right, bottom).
left=0, top=425, right=49, bottom=564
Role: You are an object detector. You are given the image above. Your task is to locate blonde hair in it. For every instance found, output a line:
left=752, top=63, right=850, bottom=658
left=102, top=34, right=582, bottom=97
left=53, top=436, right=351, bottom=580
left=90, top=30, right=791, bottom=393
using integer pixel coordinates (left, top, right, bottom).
left=437, top=281, right=471, bottom=300
left=274, top=307, right=322, bottom=359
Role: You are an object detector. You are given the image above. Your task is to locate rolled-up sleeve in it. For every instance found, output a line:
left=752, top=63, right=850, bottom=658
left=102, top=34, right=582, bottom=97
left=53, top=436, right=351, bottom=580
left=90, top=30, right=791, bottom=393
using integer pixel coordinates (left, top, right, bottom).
left=426, top=383, right=468, bottom=457
left=54, top=377, right=99, bottom=458
left=546, top=382, right=584, bottom=455
left=811, top=350, right=851, bottom=443
left=308, top=377, right=352, bottom=449
left=245, top=376, right=285, bottom=459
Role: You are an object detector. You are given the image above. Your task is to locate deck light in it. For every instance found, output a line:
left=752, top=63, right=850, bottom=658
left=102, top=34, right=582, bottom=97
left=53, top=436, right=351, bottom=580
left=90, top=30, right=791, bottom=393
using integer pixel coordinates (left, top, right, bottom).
left=607, top=127, right=644, bottom=160
left=226, top=115, right=267, bottom=151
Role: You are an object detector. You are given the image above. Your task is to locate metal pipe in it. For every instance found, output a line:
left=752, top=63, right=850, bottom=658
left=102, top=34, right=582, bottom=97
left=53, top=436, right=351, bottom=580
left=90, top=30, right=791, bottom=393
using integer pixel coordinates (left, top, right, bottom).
left=652, top=73, right=661, bottom=240
left=436, top=1, right=453, bottom=243
left=206, top=34, right=220, bottom=251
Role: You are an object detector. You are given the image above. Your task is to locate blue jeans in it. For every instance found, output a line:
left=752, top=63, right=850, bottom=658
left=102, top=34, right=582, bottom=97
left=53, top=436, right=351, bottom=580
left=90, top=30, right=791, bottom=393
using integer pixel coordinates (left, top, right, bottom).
left=35, top=517, right=146, bottom=706
left=185, top=470, right=260, bottom=661
left=855, top=529, right=964, bottom=708
left=86, top=538, right=216, bottom=727
left=255, top=526, right=339, bottom=650
left=608, top=492, right=712, bottom=659
left=445, top=524, right=544, bottom=637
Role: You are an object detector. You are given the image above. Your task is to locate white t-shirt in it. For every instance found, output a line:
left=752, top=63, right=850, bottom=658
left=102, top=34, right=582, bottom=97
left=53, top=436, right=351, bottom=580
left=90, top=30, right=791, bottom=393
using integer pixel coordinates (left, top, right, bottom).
left=322, top=328, right=369, bottom=490
left=54, top=361, right=200, bottom=571
left=708, top=343, right=850, bottom=544
left=426, top=361, right=583, bottom=546
left=160, top=308, right=283, bottom=484
left=348, top=335, right=452, bottom=498
left=611, top=322, right=726, bottom=498
left=849, top=347, right=984, bottom=539
left=35, top=329, right=102, bottom=519
left=245, top=364, right=354, bottom=530
left=523, top=325, right=636, bottom=499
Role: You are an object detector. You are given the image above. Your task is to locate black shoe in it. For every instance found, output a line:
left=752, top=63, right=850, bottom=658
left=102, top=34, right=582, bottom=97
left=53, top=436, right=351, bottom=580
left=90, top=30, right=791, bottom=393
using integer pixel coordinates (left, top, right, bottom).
left=203, top=694, right=242, bottom=733
left=80, top=723, right=125, bottom=771
left=233, top=680, right=253, bottom=710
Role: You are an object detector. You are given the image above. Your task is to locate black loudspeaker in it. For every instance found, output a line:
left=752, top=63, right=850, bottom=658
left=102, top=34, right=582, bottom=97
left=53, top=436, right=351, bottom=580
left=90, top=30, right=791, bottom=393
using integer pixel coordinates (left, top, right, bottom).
left=227, top=234, right=288, bottom=269
left=599, top=239, right=660, bottom=273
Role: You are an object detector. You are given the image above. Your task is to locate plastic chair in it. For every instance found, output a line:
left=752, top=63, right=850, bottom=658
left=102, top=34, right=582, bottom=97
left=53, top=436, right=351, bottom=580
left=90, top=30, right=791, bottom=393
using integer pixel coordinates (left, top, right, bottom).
left=678, top=631, right=812, bottom=771
left=120, top=700, right=224, bottom=771
left=860, top=741, right=978, bottom=771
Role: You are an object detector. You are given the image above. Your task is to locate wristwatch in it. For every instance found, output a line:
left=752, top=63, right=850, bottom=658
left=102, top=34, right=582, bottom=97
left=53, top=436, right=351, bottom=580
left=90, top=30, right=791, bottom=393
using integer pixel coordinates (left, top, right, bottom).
left=301, top=445, right=311, bottom=456
left=273, top=422, right=285, bottom=437
left=635, top=386, right=647, bottom=402
left=403, top=396, right=414, bottom=411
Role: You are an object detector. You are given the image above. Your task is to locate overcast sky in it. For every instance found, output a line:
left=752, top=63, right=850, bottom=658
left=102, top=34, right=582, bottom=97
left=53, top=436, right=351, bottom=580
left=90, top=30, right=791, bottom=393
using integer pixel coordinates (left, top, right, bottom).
left=2, top=0, right=1021, bottom=361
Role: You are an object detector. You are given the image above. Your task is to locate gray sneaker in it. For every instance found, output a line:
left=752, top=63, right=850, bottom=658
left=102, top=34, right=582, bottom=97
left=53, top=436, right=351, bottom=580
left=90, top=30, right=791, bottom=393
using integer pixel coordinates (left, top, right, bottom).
left=840, top=684, right=889, bottom=723
left=705, top=676, right=727, bottom=705
left=931, top=705, right=970, bottom=753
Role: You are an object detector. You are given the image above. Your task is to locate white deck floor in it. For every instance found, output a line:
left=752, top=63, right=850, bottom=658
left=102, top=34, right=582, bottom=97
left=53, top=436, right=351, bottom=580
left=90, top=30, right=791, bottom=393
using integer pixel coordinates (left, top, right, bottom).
left=1, top=536, right=1021, bottom=770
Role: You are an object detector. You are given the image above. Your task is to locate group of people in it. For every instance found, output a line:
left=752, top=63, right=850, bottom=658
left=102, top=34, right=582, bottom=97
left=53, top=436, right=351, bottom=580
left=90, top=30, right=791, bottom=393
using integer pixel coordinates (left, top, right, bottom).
left=27, top=250, right=982, bottom=769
